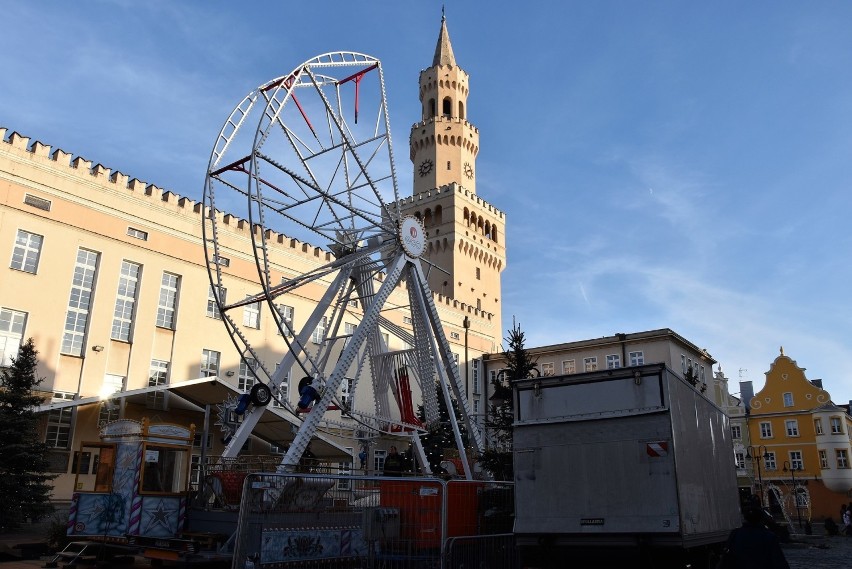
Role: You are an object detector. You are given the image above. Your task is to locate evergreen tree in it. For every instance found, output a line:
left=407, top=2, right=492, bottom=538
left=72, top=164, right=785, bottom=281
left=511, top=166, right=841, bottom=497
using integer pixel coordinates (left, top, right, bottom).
left=417, top=382, right=468, bottom=474
left=0, top=338, right=55, bottom=530
left=480, top=321, right=537, bottom=481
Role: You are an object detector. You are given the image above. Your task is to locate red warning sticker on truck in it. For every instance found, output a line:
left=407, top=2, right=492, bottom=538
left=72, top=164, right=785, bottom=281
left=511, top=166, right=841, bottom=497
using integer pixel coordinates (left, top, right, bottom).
left=646, top=441, right=669, bottom=457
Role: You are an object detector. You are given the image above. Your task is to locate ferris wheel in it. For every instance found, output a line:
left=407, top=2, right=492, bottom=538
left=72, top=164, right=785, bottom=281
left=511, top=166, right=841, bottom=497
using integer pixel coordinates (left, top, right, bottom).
left=201, top=52, right=482, bottom=477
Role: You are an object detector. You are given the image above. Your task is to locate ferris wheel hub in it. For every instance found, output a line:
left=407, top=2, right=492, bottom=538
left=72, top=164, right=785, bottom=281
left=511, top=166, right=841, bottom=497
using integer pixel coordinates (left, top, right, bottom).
left=399, top=216, right=426, bottom=258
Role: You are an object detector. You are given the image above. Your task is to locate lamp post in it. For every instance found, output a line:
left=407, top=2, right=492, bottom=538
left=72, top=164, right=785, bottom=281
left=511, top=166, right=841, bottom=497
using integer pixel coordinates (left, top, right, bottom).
left=746, top=445, right=769, bottom=507
left=783, top=461, right=802, bottom=528
left=463, top=316, right=470, bottom=395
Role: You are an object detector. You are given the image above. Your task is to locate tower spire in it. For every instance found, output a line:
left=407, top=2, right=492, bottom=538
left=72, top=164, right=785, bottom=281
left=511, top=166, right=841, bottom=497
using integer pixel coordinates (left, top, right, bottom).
left=432, top=11, right=456, bottom=67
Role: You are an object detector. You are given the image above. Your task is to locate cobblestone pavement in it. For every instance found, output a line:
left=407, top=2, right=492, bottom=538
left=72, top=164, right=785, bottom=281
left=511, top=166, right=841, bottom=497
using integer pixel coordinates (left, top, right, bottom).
left=781, top=535, right=852, bottom=569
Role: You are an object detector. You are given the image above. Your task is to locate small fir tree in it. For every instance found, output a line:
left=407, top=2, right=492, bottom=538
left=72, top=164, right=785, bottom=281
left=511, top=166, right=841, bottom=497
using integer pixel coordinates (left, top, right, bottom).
left=417, top=381, right=468, bottom=475
left=0, top=338, right=55, bottom=530
left=480, top=321, right=537, bottom=481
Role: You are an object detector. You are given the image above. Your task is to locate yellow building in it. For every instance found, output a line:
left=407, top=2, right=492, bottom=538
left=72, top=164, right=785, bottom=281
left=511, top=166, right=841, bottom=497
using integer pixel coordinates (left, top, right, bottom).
left=0, top=15, right=503, bottom=501
left=746, top=348, right=852, bottom=523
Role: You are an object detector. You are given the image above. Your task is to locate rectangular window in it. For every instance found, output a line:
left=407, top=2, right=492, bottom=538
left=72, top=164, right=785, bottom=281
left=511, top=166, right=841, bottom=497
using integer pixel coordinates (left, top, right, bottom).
left=337, top=448, right=353, bottom=490
left=277, top=304, right=294, bottom=336
left=46, top=392, right=74, bottom=449
left=540, top=362, right=554, bottom=376
left=562, top=360, right=576, bottom=374
left=190, top=454, right=202, bottom=487
left=735, top=452, right=745, bottom=469
left=731, top=425, right=741, bottom=439
left=403, top=316, right=412, bottom=324
left=831, top=417, right=843, bottom=434
left=382, top=332, right=390, bottom=349
left=10, top=229, right=43, bottom=273
left=374, top=449, right=387, bottom=474
left=789, top=451, right=803, bottom=471
left=629, top=351, right=644, bottom=366
left=764, top=451, right=777, bottom=471
left=312, top=317, right=327, bottom=344
left=147, top=360, right=169, bottom=410
left=606, top=354, right=621, bottom=369
left=272, top=364, right=290, bottom=407
left=473, top=398, right=480, bottom=414
left=472, top=359, right=480, bottom=393
left=126, top=227, right=148, bottom=241
left=0, top=308, right=27, bottom=367
left=243, top=296, right=261, bottom=329
left=239, top=357, right=258, bottom=391
left=836, top=449, right=849, bottom=469
left=156, top=273, right=180, bottom=329
left=681, top=355, right=687, bottom=374
left=760, top=422, right=773, bottom=438
left=450, top=331, right=460, bottom=340
left=783, top=392, right=794, bottom=407
left=785, top=420, right=799, bottom=437
left=207, top=285, right=226, bottom=319
left=699, top=366, right=706, bottom=383
left=340, top=376, right=352, bottom=407
left=584, top=357, right=597, bottom=372
left=201, top=349, right=220, bottom=377
left=213, top=254, right=230, bottom=267
left=98, top=374, right=124, bottom=425
left=193, top=433, right=213, bottom=450
left=342, top=322, right=356, bottom=349
left=61, top=249, right=99, bottom=355
left=819, top=449, right=829, bottom=469
left=111, top=261, right=141, bottom=342
left=814, top=418, right=824, bottom=435
left=475, top=267, right=481, bottom=280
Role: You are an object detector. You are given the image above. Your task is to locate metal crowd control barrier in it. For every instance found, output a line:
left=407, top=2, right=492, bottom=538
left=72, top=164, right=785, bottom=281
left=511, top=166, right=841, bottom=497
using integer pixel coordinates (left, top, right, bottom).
left=231, top=473, right=515, bottom=569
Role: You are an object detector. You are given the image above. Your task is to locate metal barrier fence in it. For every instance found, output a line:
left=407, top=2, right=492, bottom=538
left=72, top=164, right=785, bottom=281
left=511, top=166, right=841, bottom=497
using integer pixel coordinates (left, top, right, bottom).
left=231, top=473, right=515, bottom=569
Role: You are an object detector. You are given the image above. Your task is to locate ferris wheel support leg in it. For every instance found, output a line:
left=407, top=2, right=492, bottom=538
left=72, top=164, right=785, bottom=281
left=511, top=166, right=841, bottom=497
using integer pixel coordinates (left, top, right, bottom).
left=411, top=260, right=485, bottom=456
left=410, top=432, right=432, bottom=475
left=280, top=254, right=409, bottom=470
left=220, top=268, right=352, bottom=460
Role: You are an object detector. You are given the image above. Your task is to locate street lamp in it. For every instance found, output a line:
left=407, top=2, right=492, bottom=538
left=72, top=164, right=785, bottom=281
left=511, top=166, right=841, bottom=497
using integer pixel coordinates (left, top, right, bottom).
left=783, top=461, right=803, bottom=528
left=746, top=445, right=769, bottom=507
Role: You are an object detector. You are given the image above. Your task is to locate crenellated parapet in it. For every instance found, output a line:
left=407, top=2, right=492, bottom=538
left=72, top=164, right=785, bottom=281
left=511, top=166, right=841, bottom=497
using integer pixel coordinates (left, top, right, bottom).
left=396, top=182, right=504, bottom=219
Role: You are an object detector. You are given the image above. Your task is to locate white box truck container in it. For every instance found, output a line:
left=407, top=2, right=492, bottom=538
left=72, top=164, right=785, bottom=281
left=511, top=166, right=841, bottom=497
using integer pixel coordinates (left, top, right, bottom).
left=513, top=363, right=740, bottom=568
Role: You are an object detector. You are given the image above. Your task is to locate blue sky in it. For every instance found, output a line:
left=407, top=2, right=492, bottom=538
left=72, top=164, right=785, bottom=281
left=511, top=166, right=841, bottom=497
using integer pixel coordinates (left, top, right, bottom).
left=3, top=1, right=852, bottom=399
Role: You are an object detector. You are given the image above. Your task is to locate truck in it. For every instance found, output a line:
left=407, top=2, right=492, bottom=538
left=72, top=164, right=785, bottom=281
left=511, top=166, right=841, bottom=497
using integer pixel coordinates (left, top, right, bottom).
left=512, top=363, right=741, bottom=568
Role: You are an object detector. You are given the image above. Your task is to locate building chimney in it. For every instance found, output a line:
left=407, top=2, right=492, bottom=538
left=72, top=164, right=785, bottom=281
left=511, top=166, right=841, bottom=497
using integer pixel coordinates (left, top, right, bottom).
left=740, top=381, right=754, bottom=413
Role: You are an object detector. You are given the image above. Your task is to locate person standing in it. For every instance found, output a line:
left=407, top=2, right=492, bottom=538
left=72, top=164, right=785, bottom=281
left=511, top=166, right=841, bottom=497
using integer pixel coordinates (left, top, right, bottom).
left=844, top=504, right=852, bottom=536
left=383, top=446, right=404, bottom=476
left=722, top=506, right=789, bottom=569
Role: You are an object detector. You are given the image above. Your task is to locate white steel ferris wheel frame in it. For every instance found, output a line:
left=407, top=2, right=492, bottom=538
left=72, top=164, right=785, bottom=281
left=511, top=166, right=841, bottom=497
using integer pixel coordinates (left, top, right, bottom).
left=201, top=52, right=483, bottom=478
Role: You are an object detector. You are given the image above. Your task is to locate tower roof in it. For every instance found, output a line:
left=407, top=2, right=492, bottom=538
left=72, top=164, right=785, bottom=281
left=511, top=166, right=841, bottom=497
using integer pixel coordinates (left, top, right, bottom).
left=432, top=13, right=456, bottom=67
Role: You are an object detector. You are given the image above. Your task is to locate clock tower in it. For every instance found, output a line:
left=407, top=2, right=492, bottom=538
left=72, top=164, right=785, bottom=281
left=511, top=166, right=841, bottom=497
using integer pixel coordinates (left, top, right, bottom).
left=402, top=14, right=505, bottom=334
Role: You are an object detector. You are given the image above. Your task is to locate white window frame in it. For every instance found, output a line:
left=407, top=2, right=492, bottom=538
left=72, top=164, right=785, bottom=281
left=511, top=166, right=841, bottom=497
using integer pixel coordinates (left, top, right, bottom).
left=831, top=417, right=843, bottom=434
left=584, top=357, right=597, bottom=372
left=147, top=359, right=169, bottom=410
left=836, top=449, right=849, bottom=469
left=111, top=260, right=141, bottom=342
left=734, top=451, right=745, bottom=469
left=99, top=374, right=124, bottom=426
left=46, top=392, right=74, bottom=449
left=277, top=304, right=294, bottom=336
left=156, top=272, right=180, bottom=329
left=785, top=419, right=799, bottom=437
left=239, top=357, right=258, bottom=391
left=201, top=349, right=221, bottom=377
left=819, top=449, right=829, bottom=469
left=207, top=285, right=226, bottom=319
left=562, top=360, right=576, bottom=374
left=337, top=448, right=353, bottom=490
left=760, top=421, right=773, bottom=438
left=312, top=317, right=327, bottom=344
left=783, top=392, right=794, bottom=407
left=0, top=308, right=27, bottom=367
left=10, top=229, right=43, bottom=274
left=606, top=354, right=621, bottom=369
left=789, top=450, right=804, bottom=470
left=374, top=449, right=387, bottom=474
left=472, top=359, right=480, bottom=393
left=731, top=425, right=741, bottom=439
left=61, top=248, right=99, bottom=356
left=243, top=296, right=261, bottom=329
left=628, top=351, right=644, bottom=366
left=764, top=451, right=777, bottom=471
left=814, top=418, right=824, bottom=435
left=540, top=362, right=554, bottom=376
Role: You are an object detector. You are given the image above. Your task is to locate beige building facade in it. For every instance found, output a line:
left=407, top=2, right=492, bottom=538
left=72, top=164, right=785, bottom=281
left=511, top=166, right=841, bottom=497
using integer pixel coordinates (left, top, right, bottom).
left=0, top=16, right=505, bottom=501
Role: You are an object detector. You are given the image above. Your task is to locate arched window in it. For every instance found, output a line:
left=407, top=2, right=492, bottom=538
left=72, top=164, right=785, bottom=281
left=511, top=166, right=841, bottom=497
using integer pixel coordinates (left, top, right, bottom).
left=485, top=221, right=492, bottom=239
left=429, top=98, right=436, bottom=117
left=491, top=226, right=499, bottom=244
left=424, top=208, right=433, bottom=227
left=434, top=205, right=443, bottom=225
left=442, top=97, right=452, bottom=118
left=459, top=101, right=465, bottom=120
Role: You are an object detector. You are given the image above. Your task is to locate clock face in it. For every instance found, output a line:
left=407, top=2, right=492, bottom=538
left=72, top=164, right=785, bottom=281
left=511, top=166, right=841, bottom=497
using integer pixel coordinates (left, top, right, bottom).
left=418, top=159, right=434, bottom=177
left=463, top=162, right=474, bottom=179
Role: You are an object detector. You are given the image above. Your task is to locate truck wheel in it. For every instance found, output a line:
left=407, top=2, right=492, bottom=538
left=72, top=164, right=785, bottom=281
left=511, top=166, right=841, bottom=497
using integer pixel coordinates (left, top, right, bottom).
left=250, top=383, right=272, bottom=406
